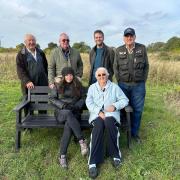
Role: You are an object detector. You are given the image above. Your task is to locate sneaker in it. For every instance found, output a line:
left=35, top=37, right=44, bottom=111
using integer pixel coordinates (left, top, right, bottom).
left=89, top=167, right=98, bottom=179
left=79, top=139, right=88, bottom=156
left=112, top=158, right=122, bottom=168
left=58, top=155, right=68, bottom=168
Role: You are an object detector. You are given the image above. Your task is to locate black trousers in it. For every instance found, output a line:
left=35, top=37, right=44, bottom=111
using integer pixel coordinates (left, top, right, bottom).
left=55, top=109, right=83, bottom=155
left=88, top=117, right=121, bottom=165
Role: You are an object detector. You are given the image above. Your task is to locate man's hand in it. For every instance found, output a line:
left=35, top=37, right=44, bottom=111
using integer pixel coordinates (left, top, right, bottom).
left=26, top=82, right=34, bottom=89
left=105, top=105, right=116, bottom=112
left=49, top=83, right=55, bottom=89
left=98, top=111, right=105, bottom=120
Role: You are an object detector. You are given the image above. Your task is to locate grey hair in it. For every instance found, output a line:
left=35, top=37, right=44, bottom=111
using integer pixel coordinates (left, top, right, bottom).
left=24, top=34, right=36, bottom=42
left=59, top=33, right=69, bottom=40
left=95, top=67, right=109, bottom=78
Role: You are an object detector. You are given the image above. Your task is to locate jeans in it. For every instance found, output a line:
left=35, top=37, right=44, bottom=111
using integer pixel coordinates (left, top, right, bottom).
left=118, top=82, right=145, bottom=136
left=55, top=109, right=83, bottom=155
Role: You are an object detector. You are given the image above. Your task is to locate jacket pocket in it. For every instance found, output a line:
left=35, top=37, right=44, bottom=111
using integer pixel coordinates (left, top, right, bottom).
left=134, top=58, right=145, bottom=69
left=119, top=60, right=129, bottom=70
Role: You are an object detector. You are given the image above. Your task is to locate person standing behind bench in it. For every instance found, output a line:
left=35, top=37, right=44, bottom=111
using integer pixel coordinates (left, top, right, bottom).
left=16, top=34, right=48, bottom=97
left=89, top=30, right=114, bottom=85
left=86, top=67, right=129, bottom=178
left=113, top=28, right=149, bottom=143
left=49, top=67, right=88, bottom=168
left=48, top=33, right=83, bottom=89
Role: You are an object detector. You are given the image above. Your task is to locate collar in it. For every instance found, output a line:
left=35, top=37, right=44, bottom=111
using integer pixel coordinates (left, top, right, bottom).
left=126, top=43, right=135, bottom=54
left=27, top=48, right=37, bottom=60
left=95, top=80, right=111, bottom=92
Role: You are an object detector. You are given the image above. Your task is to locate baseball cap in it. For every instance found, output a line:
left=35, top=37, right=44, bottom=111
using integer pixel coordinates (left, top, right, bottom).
left=124, top=28, right=135, bottom=36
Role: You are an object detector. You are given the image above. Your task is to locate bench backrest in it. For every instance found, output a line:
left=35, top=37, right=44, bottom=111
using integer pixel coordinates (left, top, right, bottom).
left=28, top=86, right=55, bottom=111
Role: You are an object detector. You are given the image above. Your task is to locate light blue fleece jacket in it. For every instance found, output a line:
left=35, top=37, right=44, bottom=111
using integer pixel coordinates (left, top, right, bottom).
left=86, top=80, right=129, bottom=124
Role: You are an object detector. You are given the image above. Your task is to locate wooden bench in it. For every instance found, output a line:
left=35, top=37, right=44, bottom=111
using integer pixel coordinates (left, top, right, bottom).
left=14, top=86, right=133, bottom=151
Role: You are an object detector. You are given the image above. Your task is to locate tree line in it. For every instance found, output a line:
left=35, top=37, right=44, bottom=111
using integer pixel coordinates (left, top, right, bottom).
left=147, top=36, right=180, bottom=52
left=0, top=36, right=180, bottom=53
left=0, top=41, right=91, bottom=53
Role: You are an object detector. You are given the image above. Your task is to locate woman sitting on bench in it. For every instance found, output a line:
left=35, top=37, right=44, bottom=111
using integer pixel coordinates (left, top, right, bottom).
left=49, top=67, right=88, bottom=168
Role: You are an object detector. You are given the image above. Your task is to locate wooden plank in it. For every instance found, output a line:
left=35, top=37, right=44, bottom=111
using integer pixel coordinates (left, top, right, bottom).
left=30, top=86, right=50, bottom=93
left=29, top=103, right=55, bottom=110
left=21, top=115, right=91, bottom=128
left=30, top=95, right=49, bottom=102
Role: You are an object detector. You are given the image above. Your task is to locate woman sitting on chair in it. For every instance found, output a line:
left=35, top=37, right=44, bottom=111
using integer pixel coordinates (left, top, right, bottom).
left=49, top=67, right=88, bottom=168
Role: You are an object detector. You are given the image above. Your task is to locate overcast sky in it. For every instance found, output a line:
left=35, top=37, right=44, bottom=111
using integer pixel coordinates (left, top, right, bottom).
left=0, top=0, right=180, bottom=49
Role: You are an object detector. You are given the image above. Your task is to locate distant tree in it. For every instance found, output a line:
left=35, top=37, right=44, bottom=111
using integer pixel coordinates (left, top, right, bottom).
left=36, top=43, right=40, bottom=49
left=72, top=42, right=91, bottom=53
left=16, top=43, right=24, bottom=51
left=43, top=42, right=58, bottom=54
left=164, top=36, right=180, bottom=50
left=147, top=42, right=165, bottom=52
left=48, top=42, right=58, bottom=49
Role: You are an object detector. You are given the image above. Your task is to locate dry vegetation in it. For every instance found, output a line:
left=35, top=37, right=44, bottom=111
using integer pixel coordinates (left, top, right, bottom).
left=0, top=52, right=179, bottom=84
left=148, top=53, right=180, bottom=84
left=1, top=51, right=179, bottom=114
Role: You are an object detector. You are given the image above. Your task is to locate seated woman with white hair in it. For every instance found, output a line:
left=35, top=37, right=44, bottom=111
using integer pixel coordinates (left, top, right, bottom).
left=86, top=67, right=129, bottom=178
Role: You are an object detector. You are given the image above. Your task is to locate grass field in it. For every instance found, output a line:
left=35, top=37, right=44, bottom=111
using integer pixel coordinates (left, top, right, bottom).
left=0, top=52, right=179, bottom=179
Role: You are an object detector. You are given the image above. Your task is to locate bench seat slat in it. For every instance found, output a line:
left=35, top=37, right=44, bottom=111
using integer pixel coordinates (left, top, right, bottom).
left=20, top=115, right=91, bottom=128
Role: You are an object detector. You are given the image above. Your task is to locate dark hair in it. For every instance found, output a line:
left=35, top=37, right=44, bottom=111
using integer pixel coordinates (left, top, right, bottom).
left=94, top=30, right=104, bottom=37
left=58, top=77, right=82, bottom=97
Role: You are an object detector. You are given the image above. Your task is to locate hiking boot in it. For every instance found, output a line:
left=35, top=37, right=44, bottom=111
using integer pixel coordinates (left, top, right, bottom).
left=79, top=139, right=88, bottom=156
left=58, top=155, right=68, bottom=168
left=89, top=167, right=98, bottom=179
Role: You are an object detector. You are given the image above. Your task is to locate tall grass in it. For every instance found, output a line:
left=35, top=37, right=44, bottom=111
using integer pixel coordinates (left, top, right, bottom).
left=0, top=53, right=18, bottom=81
left=148, top=53, right=180, bottom=84
left=1, top=52, right=179, bottom=85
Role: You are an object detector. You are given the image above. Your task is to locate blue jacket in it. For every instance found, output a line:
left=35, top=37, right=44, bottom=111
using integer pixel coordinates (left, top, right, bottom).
left=86, top=80, right=129, bottom=124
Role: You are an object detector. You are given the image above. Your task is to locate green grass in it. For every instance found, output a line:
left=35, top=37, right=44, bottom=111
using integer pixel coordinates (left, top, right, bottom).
left=0, top=81, right=179, bottom=179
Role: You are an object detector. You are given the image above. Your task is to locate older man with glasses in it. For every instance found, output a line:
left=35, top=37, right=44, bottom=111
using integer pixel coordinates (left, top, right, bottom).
left=86, top=67, right=129, bottom=178
left=48, top=33, right=83, bottom=89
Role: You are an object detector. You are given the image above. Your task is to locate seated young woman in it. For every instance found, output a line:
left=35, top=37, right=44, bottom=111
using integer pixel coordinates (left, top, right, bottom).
left=49, top=67, right=88, bottom=168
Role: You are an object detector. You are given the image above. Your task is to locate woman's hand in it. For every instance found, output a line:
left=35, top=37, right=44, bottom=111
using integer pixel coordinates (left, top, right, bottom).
left=105, top=105, right=116, bottom=112
left=98, top=111, right=105, bottom=120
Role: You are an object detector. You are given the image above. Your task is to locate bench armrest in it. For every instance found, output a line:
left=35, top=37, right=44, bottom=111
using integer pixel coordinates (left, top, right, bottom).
left=124, top=105, right=133, bottom=113
left=13, top=100, right=30, bottom=112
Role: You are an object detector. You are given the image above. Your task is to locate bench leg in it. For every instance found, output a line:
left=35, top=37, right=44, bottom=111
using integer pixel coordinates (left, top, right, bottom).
left=126, top=112, right=131, bottom=149
left=15, top=129, right=21, bottom=152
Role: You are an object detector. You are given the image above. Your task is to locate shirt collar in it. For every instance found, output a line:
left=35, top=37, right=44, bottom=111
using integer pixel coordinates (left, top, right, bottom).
left=27, top=48, right=37, bottom=60
left=126, top=43, right=135, bottom=54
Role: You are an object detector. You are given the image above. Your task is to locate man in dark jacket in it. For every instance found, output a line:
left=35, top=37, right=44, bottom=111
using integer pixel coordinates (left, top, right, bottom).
left=114, top=28, right=149, bottom=143
left=16, top=34, right=48, bottom=96
left=89, top=30, right=114, bottom=85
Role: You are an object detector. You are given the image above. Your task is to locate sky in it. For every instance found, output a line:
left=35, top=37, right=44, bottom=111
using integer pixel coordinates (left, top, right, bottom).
left=0, top=0, right=180, bottom=49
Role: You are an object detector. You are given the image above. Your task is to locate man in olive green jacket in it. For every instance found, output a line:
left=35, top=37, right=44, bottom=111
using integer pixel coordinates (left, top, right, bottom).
left=48, top=33, right=83, bottom=89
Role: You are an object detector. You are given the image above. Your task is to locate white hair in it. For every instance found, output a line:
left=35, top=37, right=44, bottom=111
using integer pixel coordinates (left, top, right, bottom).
left=95, top=67, right=109, bottom=79
left=24, top=34, right=36, bottom=42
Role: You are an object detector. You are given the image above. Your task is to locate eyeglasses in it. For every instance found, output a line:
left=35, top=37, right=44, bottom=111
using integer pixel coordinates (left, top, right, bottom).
left=62, top=39, right=70, bottom=43
left=97, top=73, right=106, bottom=77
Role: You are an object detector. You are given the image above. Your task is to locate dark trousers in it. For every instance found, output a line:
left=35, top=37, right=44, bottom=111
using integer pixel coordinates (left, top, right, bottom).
left=88, top=117, right=121, bottom=165
left=119, top=82, right=145, bottom=136
left=55, top=109, right=83, bottom=155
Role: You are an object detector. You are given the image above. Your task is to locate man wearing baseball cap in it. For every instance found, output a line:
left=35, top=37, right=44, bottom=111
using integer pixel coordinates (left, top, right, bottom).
left=113, top=27, right=149, bottom=143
